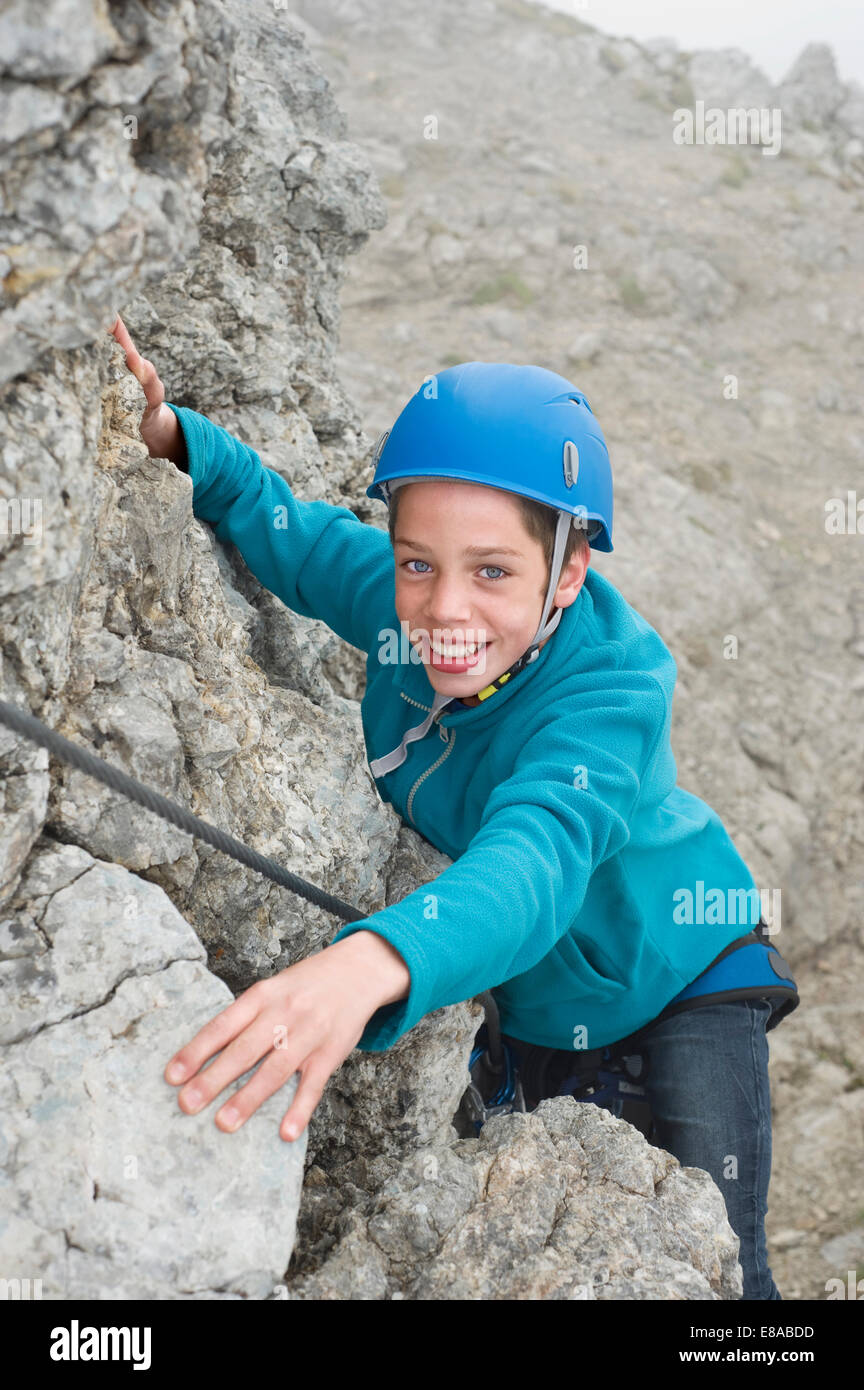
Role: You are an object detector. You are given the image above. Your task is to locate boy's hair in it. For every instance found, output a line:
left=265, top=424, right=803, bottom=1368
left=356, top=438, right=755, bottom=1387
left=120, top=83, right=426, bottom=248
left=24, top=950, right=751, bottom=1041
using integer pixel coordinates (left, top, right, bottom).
left=513, top=495, right=591, bottom=594
left=387, top=485, right=590, bottom=595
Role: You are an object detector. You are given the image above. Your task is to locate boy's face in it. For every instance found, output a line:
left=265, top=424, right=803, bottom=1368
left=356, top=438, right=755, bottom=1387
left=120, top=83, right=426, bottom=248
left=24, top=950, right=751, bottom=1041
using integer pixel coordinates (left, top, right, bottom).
left=392, top=479, right=589, bottom=706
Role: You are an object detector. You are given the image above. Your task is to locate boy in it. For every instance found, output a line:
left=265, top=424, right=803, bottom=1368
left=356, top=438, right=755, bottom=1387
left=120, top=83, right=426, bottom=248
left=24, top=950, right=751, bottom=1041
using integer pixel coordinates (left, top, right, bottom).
left=110, top=317, right=796, bottom=1299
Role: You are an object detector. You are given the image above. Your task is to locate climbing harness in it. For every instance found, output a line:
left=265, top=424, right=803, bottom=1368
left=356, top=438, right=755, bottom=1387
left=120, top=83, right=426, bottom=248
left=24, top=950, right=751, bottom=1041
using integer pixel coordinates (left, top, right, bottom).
left=456, top=922, right=799, bottom=1140
left=455, top=998, right=655, bottom=1140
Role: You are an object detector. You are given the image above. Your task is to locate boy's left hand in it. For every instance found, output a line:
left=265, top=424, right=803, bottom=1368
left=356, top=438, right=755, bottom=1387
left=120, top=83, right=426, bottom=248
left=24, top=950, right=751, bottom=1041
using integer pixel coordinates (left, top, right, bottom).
left=164, top=933, right=408, bottom=1142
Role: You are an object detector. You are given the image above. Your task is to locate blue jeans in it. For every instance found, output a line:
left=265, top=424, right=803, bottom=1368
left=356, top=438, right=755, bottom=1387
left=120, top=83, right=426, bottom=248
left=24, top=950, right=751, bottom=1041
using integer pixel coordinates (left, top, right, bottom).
left=632, top=997, right=782, bottom=1301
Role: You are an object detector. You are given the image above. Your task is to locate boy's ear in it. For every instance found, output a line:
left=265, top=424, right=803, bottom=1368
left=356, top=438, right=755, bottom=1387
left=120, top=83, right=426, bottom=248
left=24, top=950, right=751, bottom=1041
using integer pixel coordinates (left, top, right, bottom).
left=554, top=546, right=590, bottom=608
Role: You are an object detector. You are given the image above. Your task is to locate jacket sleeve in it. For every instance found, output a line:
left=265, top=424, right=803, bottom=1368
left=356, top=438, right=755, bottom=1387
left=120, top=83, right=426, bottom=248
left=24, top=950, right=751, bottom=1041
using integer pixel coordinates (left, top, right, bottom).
left=332, top=674, right=668, bottom=1050
left=166, top=403, right=393, bottom=656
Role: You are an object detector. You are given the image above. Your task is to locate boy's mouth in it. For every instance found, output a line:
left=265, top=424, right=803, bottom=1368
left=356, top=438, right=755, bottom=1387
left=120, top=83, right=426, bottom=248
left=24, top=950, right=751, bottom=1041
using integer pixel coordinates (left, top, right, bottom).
left=428, top=637, right=491, bottom=672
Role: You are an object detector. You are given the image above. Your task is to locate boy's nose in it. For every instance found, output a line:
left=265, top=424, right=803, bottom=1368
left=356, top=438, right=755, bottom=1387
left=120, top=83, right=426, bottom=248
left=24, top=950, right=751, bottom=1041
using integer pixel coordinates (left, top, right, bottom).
left=426, top=617, right=476, bottom=636
left=424, top=583, right=474, bottom=624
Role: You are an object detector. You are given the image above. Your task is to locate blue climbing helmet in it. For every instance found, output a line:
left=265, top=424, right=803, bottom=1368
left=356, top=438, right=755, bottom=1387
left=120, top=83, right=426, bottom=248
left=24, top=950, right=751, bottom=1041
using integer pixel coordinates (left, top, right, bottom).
left=367, top=362, right=614, bottom=696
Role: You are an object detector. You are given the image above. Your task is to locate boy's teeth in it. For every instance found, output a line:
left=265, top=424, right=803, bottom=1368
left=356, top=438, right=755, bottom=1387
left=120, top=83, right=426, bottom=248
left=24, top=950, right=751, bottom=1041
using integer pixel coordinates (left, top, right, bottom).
left=431, top=639, right=485, bottom=656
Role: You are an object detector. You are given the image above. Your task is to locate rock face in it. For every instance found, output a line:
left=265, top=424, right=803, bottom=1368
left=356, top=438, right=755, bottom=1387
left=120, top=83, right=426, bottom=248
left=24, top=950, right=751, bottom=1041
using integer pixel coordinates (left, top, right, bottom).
left=288, top=1098, right=742, bottom=1301
left=3, top=0, right=857, bottom=1301
left=1, top=839, right=306, bottom=1300
left=1, top=0, right=413, bottom=1301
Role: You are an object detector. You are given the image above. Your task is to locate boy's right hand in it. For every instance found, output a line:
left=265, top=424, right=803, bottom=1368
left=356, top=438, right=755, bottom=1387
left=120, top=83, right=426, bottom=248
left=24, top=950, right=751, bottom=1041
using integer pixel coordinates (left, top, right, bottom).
left=109, top=314, right=187, bottom=468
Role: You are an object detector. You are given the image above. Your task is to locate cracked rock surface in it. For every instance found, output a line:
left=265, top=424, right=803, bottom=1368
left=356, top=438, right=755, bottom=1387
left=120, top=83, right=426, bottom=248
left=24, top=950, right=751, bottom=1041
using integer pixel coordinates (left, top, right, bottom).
left=0, top=840, right=306, bottom=1300
left=287, top=1099, right=742, bottom=1301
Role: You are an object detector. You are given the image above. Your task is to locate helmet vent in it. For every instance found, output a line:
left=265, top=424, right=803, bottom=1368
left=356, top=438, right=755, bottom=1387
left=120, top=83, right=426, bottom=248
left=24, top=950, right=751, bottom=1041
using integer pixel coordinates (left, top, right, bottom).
left=562, top=440, right=579, bottom=488
left=372, top=430, right=390, bottom=465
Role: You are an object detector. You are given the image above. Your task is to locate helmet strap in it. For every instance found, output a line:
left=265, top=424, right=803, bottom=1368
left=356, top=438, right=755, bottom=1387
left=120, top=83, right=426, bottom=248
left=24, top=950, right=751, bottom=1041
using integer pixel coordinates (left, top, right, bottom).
left=531, top=510, right=573, bottom=650
left=470, top=510, right=573, bottom=701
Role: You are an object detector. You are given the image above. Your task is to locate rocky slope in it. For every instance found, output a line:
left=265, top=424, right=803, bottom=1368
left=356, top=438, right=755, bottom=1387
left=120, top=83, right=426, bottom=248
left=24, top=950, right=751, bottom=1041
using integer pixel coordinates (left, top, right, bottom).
left=0, top=0, right=860, bottom=1299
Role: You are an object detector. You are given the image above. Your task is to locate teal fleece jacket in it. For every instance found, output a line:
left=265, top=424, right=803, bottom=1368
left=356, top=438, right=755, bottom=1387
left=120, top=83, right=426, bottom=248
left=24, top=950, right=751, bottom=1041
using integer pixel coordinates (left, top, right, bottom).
left=167, top=404, right=762, bottom=1053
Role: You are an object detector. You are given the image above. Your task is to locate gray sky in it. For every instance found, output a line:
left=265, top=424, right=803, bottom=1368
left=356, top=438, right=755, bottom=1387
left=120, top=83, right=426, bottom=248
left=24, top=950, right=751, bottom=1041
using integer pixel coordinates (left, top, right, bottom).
left=534, top=0, right=864, bottom=87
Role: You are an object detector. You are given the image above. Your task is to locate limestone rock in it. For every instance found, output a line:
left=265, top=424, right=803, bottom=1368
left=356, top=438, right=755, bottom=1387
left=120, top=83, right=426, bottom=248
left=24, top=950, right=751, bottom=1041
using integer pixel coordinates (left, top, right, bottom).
left=286, top=1099, right=743, bottom=1300
left=685, top=47, right=774, bottom=111
left=0, top=841, right=306, bottom=1300
left=777, top=42, right=845, bottom=128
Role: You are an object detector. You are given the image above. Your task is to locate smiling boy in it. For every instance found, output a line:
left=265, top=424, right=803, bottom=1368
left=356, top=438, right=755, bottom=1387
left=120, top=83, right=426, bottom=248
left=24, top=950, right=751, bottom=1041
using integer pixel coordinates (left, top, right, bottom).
left=110, top=317, right=797, bottom=1299
left=390, top=475, right=587, bottom=703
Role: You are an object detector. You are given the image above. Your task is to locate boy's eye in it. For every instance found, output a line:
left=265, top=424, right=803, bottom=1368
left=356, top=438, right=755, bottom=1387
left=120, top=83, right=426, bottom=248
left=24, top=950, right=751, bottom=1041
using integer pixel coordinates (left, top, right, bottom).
left=402, top=560, right=508, bottom=581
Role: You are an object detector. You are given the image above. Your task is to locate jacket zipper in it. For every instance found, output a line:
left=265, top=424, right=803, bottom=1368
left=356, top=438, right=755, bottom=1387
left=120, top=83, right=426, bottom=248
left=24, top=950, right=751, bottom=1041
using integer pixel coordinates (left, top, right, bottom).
left=405, top=706, right=455, bottom=825
left=399, top=692, right=433, bottom=714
